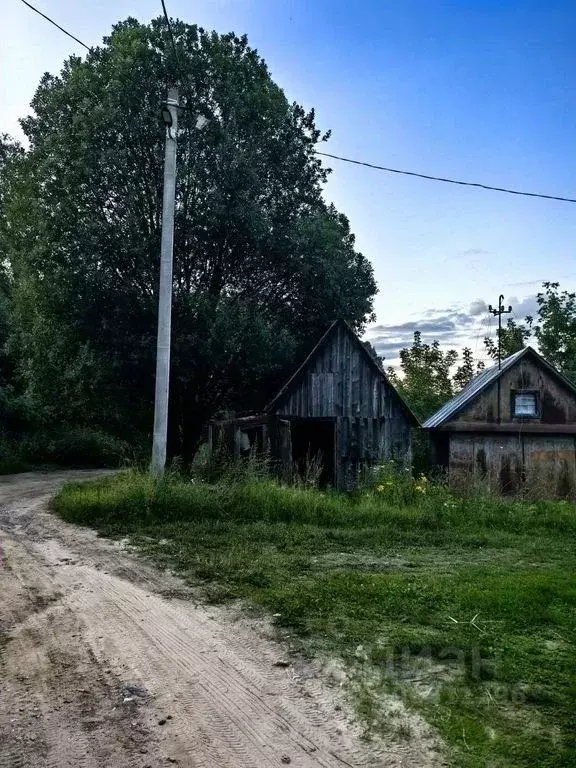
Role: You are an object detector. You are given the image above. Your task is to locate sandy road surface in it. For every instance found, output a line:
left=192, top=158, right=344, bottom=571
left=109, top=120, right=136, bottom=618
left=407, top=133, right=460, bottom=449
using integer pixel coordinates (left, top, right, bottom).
left=0, top=471, right=436, bottom=768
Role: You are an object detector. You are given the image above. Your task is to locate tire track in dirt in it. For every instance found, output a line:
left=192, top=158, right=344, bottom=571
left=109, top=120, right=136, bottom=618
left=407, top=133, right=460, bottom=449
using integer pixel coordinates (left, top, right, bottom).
left=51, top=559, right=384, bottom=767
left=0, top=471, right=441, bottom=767
left=0, top=537, right=153, bottom=768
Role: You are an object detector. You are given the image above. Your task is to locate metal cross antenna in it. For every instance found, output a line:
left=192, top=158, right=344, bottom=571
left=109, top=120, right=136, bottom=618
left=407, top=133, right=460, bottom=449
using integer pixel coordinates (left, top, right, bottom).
left=488, top=295, right=513, bottom=369
left=488, top=295, right=513, bottom=424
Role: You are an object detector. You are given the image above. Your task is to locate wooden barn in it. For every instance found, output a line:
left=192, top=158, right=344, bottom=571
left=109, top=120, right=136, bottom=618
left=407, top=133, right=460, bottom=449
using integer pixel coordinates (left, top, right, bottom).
left=208, top=319, right=418, bottom=489
left=423, top=346, right=576, bottom=499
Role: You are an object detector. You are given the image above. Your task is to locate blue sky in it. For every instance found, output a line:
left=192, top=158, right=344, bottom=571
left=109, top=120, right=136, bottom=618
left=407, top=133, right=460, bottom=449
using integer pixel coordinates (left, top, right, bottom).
left=2, top=0, right=576, bottom=365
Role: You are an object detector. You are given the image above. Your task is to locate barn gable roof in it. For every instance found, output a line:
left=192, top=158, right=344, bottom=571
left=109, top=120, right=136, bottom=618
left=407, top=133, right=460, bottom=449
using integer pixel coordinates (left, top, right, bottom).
left=423, top=346, right=576, bottom=429
left=265, top=319, right=419, bottom=424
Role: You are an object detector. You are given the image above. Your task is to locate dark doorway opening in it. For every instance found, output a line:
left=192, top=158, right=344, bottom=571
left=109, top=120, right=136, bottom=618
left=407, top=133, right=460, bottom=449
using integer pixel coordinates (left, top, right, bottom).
left=290, top=418, right=335, bottom=487
left=432, top=433, right=449, bottom=471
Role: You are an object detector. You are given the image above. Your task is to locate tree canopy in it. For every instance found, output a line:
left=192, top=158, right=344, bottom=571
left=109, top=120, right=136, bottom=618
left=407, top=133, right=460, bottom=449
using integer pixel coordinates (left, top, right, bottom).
left=387, top=332, right=484, bottom=422
left=6, top=18, right=376, bottom=458
left=4, top=17, right=576, bottom=463
left=482, top=283, right=576, bottom=380
left=484, top=318, right=532, bottom=362
left=532, top=282, right=576, bottom=378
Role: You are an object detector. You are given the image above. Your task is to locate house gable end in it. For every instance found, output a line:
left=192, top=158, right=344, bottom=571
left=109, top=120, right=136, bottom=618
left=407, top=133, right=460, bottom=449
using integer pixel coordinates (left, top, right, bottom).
left=266, top=319, right=418, bottom=424
left=428, top=347, right=576, bottom=430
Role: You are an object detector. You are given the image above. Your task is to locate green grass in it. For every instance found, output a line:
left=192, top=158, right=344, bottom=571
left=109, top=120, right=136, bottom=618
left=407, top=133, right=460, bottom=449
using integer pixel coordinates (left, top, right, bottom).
left=53, top=470, right=576, bottom=767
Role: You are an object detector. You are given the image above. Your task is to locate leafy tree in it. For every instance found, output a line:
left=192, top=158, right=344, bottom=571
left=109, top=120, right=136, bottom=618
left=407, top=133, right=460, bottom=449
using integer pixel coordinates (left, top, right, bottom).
left=387, top=332, right=457, bottom=421
left=532, top=282, right=576, bottom=379
left=484, top=318, right=532, bottom=362
left=453, top=346, right=484, bottom=390
left=481, top=283, right=576, bottom=378
left=388, top=333, right=485, bottom=421
left=0, top=134, right=23, bottom=260
left=0, top=136, right=26, bottom=428
left=389, top=280, right=576, bottom=422
left=7, top=18, right=376, bottom=459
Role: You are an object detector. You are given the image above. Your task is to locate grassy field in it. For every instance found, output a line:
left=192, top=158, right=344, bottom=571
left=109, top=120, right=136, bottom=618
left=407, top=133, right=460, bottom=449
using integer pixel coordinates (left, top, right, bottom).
left=53, top=469, right=576, bottom=767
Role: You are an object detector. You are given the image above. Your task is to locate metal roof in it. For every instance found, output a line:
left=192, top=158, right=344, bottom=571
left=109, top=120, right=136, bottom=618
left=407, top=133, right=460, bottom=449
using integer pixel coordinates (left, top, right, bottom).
left=422, top=347, right=529, bottom=429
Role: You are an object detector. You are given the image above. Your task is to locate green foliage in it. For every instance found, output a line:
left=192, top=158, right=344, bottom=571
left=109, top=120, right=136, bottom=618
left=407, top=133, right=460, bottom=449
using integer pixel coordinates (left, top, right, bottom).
left=0, top=135, right=25, bottom=430
left=0, top=134, right=23, bottom=261
left=53, top=468, right=576, bottom=541
left=533, top=282, right=576, bottom=380
left=481, top=283, right=576, bottom=381
left=369, top=460, right=450, bottom=508
left=53, top=470, right=576, bottom=766
left=387, top=332, right=482, bottom=421
left=387, top=332, right=455, bottom=421
left=389, top=280, right=576, bottom=425
left=453, top=346, right=484, bottom=389
left=484, top=317, right=532, bottom=361
left=0, top=427, right=130, bottom=473
left=189, top=440, right=273, bottom=485
left=388, top=280, right=576, bottom=423
left=6, top=18, right=376, bottom=457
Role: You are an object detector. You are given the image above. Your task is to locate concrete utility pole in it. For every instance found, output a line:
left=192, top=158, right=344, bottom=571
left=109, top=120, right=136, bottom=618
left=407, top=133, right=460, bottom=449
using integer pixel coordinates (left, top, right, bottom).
left=151, top=86, right=179, bottom=476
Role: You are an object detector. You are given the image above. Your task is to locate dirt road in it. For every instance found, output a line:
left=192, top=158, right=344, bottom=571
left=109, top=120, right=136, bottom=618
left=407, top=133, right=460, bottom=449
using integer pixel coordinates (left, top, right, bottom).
left=0, top=471, right=433, bottom=768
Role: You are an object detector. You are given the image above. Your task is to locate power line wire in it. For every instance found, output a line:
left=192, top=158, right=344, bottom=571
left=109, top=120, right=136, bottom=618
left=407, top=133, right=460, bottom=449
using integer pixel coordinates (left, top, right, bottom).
left=160, top=0, right=185, bottom=82
left=16, top=1, right=576, bottom=205
left=315, top=151, right=576, bottom=204
left=159, top=0, right=203, bottom=126
left=19, top=0, right=90, bottom=50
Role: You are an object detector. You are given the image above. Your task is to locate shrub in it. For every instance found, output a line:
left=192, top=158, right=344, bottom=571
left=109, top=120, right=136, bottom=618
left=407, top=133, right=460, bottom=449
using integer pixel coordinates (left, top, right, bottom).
left=366, top=460, right=452, bottom=509
left=0, top=427, right=131, bottom=472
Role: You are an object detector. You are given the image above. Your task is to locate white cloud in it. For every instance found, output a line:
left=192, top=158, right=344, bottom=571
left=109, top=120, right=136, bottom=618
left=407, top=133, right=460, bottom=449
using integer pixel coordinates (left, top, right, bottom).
left=469, top=299, right=488, bottom=316
left=507, top=295, right=539, bottom=319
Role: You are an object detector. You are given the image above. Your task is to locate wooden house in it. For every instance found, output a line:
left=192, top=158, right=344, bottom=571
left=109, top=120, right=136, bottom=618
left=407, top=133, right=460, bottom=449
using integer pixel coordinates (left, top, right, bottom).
left=208, top=319, right=418, bottom=489
left=423, top=346, right=576, bottom=498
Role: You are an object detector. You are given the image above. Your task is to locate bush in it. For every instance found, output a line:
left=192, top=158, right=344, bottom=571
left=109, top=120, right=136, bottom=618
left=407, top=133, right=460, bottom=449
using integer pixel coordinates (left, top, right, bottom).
left=0, top=427, right=131, bottom=472
left=365, top=460, right=452, bottom=508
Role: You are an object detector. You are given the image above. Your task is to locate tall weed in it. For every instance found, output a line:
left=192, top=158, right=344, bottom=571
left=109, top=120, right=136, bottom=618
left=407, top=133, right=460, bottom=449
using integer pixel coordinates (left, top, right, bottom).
left=53, top=466, right=576, bottom=537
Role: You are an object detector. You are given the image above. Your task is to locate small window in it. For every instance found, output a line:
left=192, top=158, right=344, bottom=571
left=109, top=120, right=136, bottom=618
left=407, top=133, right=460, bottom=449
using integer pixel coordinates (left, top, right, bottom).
left=513, top=391, right=539, bottom=418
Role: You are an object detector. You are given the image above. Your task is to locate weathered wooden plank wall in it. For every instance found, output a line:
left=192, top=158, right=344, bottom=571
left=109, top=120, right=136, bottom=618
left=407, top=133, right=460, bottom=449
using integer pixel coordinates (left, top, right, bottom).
left=209, top=322, right=415, bottom=490
left=274, top=322, right=407, bottom=421
left=454, top=358, right=576, bottom=426
left=272, top=321, right=412, bottom=487
left=448, top=433, right=576, bottom=499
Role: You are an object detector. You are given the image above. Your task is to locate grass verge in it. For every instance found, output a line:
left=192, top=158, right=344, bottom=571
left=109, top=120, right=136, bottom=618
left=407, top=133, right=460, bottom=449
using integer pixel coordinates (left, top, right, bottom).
left=53, top=471, right=576, bottom=767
